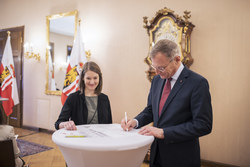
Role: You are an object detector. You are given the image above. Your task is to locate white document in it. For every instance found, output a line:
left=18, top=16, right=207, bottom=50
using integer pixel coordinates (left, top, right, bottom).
left=58, top=124, right=139, bottom=138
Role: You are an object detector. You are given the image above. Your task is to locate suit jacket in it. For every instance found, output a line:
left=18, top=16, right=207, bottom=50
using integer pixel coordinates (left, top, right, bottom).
left=135, top=66, right=213, bottom=167
left=0, top=125, right=24, bottom=167
left=55, top=91, right=112, bottom=130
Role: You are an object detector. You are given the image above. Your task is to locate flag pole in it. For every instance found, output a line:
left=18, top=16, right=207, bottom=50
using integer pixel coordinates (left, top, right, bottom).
left=7, top=115, right=10, bottom=125
left=6, top=31, right=11, bottom=125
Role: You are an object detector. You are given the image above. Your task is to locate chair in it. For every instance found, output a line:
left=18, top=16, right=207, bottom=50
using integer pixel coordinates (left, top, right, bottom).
left=0, top=139, right=15, bottom=167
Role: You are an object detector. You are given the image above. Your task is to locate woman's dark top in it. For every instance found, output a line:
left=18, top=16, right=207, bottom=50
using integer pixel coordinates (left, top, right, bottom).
left=55, top=91, right=112, bottom=130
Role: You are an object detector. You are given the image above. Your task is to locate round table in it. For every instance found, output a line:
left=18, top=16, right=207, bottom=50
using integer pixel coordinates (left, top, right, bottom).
left=52, top=124, right=154, bottom=167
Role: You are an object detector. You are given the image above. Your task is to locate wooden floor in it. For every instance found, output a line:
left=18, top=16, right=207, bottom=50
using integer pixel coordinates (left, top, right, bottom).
left=14, top=127, right=149, bottom=167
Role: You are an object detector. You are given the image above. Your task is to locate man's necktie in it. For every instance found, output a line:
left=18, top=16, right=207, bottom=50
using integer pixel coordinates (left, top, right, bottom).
left=159, top=78, right=172, bottom=116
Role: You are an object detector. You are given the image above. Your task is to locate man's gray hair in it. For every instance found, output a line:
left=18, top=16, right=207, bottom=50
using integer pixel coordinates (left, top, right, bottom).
left=150, top=39, right=180, bottom=59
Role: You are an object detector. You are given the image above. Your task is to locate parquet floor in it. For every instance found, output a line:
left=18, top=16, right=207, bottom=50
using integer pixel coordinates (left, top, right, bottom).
left=14, top=127, right=149, bottom=167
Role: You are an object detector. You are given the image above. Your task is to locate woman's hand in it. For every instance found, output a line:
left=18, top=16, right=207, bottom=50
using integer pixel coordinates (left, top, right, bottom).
left=59, top=121, right=77, bottom=130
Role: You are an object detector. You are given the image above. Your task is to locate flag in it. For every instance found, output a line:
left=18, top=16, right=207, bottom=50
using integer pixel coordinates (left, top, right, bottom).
left=61, top=24, right=87, bottom=105
left=0, top=33, right=19, bottom=116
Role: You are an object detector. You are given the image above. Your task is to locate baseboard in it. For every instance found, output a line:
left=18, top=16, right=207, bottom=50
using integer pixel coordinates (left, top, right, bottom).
left=21, top=125, right=55, bottom=134
left=38, top=128, right=55, bottom=134
left=201, top=159, right=240, bottom=167
left=21, top=125, right=39, bottom=132
left=143, top=151, right=239, bottom=167
left=143, top=159, right=239, bottom=167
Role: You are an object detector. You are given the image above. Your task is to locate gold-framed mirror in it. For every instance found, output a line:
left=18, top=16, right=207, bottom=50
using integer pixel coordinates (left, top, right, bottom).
left=45, top=10, right=78, bottom=95
left=143, top=7, right=195, bottom=82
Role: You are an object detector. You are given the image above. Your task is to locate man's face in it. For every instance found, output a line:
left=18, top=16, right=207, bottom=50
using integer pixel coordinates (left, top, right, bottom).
left=151, top=52, right=179, bottom=79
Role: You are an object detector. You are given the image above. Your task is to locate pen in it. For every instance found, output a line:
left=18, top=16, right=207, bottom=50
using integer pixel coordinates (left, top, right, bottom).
left=125, top=112, right=128, bottom=132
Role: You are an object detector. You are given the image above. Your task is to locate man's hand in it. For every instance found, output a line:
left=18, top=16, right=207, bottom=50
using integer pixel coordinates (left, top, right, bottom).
left=121, top=118, right=137, bottom=131
left=139, top=126, right=164, bottom=139
left=59, top=120, right=77, bottom=130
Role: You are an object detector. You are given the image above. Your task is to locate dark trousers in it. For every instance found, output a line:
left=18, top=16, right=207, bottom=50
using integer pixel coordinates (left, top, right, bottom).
left=151, top=145, right=162, bottom=167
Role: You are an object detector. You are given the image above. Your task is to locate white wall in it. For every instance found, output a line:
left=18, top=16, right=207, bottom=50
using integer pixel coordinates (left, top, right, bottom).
left=1, top=0, right=250, bottom=166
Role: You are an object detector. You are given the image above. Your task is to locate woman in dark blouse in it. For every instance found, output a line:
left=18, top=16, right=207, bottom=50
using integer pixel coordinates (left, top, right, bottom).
left=55, top=61, right=112, bottom=130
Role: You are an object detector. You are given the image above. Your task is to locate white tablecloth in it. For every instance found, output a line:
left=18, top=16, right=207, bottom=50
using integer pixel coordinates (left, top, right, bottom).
left=52, top=124, right=154, bottom=167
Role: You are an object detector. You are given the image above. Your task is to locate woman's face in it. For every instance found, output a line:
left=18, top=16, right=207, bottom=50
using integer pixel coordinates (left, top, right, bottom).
left=83, top=70, right=99, bottom=92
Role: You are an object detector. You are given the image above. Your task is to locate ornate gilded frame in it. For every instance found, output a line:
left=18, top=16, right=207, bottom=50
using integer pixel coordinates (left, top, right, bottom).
left=143, top=7, right=195, bottom=81
left=45, top=10, right=78, bottom=95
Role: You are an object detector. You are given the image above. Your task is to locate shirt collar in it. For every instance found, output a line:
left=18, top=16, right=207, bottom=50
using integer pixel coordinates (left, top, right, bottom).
left=171, top=63, right=184, bottom=81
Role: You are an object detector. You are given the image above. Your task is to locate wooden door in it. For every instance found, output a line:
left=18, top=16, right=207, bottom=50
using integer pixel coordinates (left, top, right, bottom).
left=0, top=26, right=24, bottom=127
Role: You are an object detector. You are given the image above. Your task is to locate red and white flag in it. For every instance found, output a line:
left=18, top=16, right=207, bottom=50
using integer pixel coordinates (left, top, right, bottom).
left=61, top=24, right=87, bottom=105
left=0, top=34, right=19, bottom=116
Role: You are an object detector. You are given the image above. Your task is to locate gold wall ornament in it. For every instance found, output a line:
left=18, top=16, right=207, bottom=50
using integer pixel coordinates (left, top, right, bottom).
left=23, top=42, right=40, bottom=62
left=85, top=50, right=91, bottom=61
left=143, top=7, right=195, bottom=82
left=24, top=52, right=40, bottom=62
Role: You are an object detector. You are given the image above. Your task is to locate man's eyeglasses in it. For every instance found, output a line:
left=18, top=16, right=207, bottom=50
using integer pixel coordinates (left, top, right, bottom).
left=151, top=59, right=173, bottom=72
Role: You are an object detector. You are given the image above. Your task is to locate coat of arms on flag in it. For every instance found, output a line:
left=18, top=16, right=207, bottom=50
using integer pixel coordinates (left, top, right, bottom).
left=61, top=23, right=87, bottom=105
left=0, top=31, right=19, bottom=116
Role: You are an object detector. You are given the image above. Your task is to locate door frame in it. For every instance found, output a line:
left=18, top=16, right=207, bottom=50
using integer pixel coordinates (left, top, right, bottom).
left=0, top=26, right=24, bottom=127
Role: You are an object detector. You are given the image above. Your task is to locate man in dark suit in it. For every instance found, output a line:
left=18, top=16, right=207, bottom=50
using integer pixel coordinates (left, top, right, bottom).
left=121, top=39, right=212, bottom=167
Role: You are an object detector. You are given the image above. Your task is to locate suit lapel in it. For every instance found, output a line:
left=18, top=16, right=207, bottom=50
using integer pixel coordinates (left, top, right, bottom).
left=159, top=67, right=190, bottom=120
